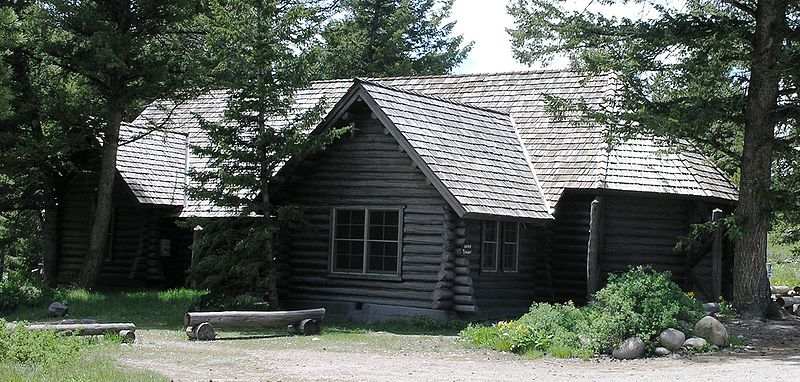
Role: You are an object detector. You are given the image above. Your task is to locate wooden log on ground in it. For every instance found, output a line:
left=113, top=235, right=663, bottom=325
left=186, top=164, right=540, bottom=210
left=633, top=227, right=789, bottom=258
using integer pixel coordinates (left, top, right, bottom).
left=118, top=330, right=136, bottom=343
left=185, top=326, right=197, bottom=340
left=298, top=319, right=321, bottom=335
left=771, top=285, right=790, bottom=295
left=195, top=322, right=216, bottom=341
left=776, top=296, right=800, bottom=307
left=19, top=323, right=136, bottom=335
left=793, top=304, right=800, bottom=316
left=185, top=308, right=326, bottom=328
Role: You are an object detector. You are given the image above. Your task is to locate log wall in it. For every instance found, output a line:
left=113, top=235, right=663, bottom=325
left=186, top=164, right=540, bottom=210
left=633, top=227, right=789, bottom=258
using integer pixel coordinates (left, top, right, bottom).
left=465, top=219, right=540, bottom=319
left=56, top=172, right=171, bottom=288
left=536, top=190, right=736, bottom=304
left=276, top=113, right=450, bottom=314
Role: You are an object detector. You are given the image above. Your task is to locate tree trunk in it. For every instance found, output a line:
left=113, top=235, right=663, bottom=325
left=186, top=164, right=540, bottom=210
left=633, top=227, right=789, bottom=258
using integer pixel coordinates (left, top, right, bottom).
left=258, top=110, right=280, bottom=311
left=732, top=0, right=786, bottom=318
left=41, top=176, right=60, bottom=287
left=76, top=110, right=123, bottom=288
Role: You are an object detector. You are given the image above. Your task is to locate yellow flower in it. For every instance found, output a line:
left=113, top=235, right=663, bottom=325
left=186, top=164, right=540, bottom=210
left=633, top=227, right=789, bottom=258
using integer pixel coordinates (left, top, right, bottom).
left=687, top=291, right=695, bottom=298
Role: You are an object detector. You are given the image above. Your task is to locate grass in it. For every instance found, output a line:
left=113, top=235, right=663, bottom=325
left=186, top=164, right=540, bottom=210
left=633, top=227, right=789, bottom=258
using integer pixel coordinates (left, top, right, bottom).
left=4, top=288, right=206, bottom=329
left=1, top=288, right=472, bottom=381
left=767, top=233, right=800, bottom=287
left=0, top=349, right=168, bottom=382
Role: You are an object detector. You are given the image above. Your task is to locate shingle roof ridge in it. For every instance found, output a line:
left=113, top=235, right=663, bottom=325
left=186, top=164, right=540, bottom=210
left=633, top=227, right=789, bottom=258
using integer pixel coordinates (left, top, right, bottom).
left=123, top=121, right=188, bottom=137
left=356, top=68, right=587, bottom=82
left=310, top=78, right=355, bottom=85
left=356, top=78, right=511, bottom=118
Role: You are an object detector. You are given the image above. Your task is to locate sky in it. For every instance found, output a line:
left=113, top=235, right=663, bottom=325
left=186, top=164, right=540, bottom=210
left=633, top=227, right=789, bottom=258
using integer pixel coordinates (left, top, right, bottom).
left=449, top=0, right=661, bottom=74
left=449, top=1, right=531, bottom=74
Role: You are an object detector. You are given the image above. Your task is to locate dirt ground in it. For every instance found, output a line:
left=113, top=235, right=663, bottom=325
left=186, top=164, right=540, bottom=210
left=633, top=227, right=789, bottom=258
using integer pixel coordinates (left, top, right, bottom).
left=118, top=318, right=800, bottom=382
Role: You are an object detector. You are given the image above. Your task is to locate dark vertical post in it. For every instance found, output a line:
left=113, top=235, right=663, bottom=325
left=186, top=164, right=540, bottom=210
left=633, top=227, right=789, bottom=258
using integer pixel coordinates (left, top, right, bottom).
left=587, top=197, right=604, bottom=298
left=711, top=209, right=724, bottom=300
left=191, top=225, right=203, bottom=289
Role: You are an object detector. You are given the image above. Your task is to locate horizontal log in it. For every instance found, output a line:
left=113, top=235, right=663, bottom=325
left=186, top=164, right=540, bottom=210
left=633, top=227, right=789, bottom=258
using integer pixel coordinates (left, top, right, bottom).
left=453, top=275, right=473, bottom=286
left=453, top=295, right=476, bottom=305
left=185, top=308, right=325, bottom=328
left=776, top=296, right=800, bottom=307
left=16, top=323, right=136, bottom=335
left=452, top=285, right=474, bottom=296
left=432, top=289, right=454, bottom=301
left=432, top=300, right=454, bottom=310
left=437, top=269, right=455, bottom=281
left=771, top=285, right=790, bottom=295
left=454, top=304, right=478, bottom=313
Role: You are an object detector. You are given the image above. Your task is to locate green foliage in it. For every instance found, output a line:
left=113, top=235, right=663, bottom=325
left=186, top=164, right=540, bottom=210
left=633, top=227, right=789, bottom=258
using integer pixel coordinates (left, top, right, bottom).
left=187, top=0, right=346, bottom=308
left=5, top=288, right=205, bottom=329
left=0, top=320, right=167, bottom=381
left=508, top=0, right=799, bottom=314
left=0, top=320, right=81, bottom=365
left=0, top=273, right=46, bottom=313
left=459, top=267, right=704, bottom=358
left=582, top=268, right=703, bottom=352
left=317, top=0, right=472, bottom=78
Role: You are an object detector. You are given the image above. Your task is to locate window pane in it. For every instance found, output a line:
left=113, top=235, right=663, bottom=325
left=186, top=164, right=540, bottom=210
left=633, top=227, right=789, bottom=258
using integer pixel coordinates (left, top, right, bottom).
left=482, top=221, right=498, bottom=271
left=367, top=241, right=398, bottom=274
left=501, top=222, right=519, bottom=272
left=334, top=239, right=364, bottom=272
left=336, top=209, right=365, bottom=240
left=366, top=210, right=400, bottom=275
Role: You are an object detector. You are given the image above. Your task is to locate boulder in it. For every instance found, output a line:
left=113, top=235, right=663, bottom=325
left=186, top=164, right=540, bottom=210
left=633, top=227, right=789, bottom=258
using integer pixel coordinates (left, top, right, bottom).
left=612, top=337, right=645, bottom=360
left=658, top=328, right=686, bottom=351
left=48, top=302, right=69, bottom=317
left=766, top=301, right=791, bottom=320
left=654, top=346, right=671, bottom=356
left=694, top=316, right=729, bottom=347
left=683, top=337, right=708, bottom=349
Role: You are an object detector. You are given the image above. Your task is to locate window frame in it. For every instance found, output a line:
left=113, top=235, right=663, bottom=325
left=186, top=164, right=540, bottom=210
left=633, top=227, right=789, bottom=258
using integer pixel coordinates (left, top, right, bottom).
left=481, top=220, right=520, bottom=273
left=329, top=206, right=404, bottom=279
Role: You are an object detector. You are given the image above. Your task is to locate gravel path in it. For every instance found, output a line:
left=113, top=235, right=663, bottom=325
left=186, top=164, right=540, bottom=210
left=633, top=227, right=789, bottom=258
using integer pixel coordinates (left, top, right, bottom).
left=118, top=319, right=800, bottom=382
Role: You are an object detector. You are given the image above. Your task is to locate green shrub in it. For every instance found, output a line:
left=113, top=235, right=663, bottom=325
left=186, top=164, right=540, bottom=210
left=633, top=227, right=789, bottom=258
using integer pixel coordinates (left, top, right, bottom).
left=582, top=267, right=703, bottom=352
left=0, top=273, right=45, bottom=312
left=460, top=302, right=589, bottom=357
left=459, top=267, right=705, bottom=359
left=0, top=320, right=81, bottom=365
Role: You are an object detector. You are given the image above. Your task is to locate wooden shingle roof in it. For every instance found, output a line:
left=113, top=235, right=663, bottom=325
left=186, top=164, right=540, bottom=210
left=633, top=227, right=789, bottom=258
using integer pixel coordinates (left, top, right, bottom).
left=354, top=80, right=551, bottom=220
left=123, top=70, right=737, bottom=217
left=116, top=124, right=186, bottom=206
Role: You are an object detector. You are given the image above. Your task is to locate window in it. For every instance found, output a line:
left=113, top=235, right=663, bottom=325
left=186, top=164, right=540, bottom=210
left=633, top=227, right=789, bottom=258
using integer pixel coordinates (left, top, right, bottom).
left=332, top=207, right=402, bottom=276
left=481, top=220, right=519, bottom=272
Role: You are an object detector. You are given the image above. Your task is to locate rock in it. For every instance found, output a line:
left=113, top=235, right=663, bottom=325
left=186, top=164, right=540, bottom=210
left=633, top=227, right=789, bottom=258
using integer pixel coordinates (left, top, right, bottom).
left=654, top=346, right=671, bottom=356
left=766, top=301, right=791, bottom=320
left=683, top=337, right=708, bottom=348
left=702, top=302, right=720, bottom=314
left=612, top=337, right=645, bottom=360
left=48, top=302, right=69, bottom=317
left=694, top=316, right=730, bottom=347
left=658, top=328, right=686, bottom=351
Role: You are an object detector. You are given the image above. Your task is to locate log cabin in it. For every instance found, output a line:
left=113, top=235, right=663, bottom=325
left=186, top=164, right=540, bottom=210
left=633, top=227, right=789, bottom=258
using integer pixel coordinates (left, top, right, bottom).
left=55, top=71, right=738, bottom=321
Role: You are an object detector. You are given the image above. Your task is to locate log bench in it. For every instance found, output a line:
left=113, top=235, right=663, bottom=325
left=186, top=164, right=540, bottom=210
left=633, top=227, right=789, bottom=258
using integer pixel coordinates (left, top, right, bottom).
left=184, top=308, right=325, bottom=340
left=7, top=323, right=137, bottom=343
